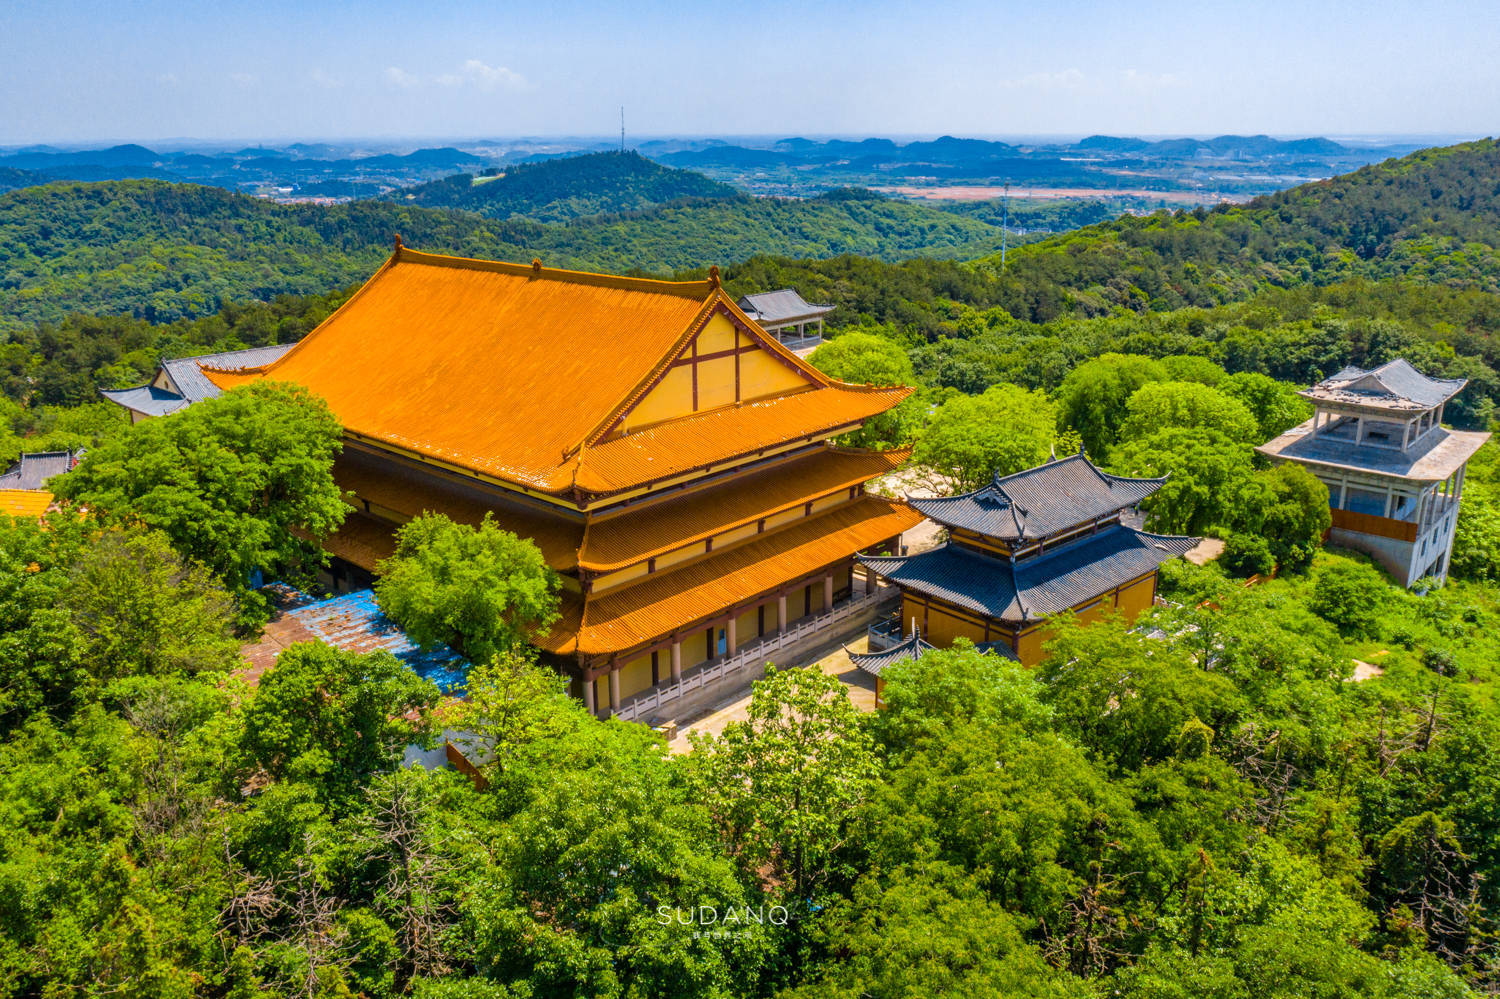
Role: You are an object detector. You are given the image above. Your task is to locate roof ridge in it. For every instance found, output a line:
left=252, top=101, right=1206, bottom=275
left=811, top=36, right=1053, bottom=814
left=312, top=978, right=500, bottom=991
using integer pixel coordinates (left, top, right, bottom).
left=393, top=245, right=715, bottom=300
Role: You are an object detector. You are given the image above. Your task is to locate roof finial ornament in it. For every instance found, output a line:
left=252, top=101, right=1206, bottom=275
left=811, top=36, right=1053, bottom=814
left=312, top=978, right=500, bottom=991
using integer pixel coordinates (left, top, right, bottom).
left=532, top=258, right=542, bottom=275
left=708, top=265, right=721, bottom=289
left=1048, top=442, right=1057, bottom=463
left=393, top=233, right=403, bottom=251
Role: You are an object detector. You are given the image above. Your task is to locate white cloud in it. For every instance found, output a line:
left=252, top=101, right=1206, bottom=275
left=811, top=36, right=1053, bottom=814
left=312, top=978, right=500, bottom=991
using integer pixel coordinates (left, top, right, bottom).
left=229, top=72, right=258, bottom=87
left=384, top=66, right=420, bottom=89
left=310, top=68, right=344, bottom=89
left=438, top=59, right=528, bottom=91
left=156, top=72, right=178, bottom=86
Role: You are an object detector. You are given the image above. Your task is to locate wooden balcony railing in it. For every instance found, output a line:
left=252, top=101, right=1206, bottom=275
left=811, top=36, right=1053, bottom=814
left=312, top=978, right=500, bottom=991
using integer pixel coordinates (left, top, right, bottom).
left=1330, top=508, right=1418, bottom=542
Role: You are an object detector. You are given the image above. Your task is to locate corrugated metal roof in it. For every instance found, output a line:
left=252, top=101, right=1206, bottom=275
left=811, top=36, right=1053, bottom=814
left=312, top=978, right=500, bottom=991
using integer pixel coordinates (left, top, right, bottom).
left=861, top=525, right=1197, bottom=624
left=285, top=589, right=469, bottom=693
left=0, top=450, right=79, bottom=491
left=737, top=289, right=834, bottom=324
left=580, top=445, right=910, bottom=571
left=540, top=495, right=922, bottom=656
left=909, top=453, right=1165, bottom=540
left=1307, top=358, right=1466, bottom=411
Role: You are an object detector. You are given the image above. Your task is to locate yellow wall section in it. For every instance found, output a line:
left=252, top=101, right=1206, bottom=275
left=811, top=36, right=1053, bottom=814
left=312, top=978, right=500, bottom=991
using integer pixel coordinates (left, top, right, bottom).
left=620, top=313, right=815, bottom=431
left=625, top=365, right=694, bottom=430
left=697, top=355, right=737, bottom=411
left=618, top=654, right=653, bottom=700
left=739, top=346, right=812, bottom=401
left=591, top=558, right=651, bottom=594
left=697, top=314, right=739, bottom=355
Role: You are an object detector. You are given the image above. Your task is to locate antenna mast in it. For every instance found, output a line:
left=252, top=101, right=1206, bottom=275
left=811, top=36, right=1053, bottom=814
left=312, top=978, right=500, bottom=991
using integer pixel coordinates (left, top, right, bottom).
left=1000, top=183, right=1010, bottom=271
left=620, top=107, right=625, bottom=153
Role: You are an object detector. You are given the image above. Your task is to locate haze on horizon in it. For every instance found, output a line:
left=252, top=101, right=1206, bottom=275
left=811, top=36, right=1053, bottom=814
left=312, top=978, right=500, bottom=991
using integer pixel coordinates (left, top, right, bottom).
left=2, top=0, right=1498, bottom=146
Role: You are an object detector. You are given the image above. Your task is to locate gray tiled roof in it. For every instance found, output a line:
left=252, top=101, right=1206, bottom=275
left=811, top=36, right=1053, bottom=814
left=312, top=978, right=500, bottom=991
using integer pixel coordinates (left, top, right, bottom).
left=98, top=384, right=190, bottom=417
left=100, top=343, right=295, bottom=416
left=737, top=289, right=834, bottom=324
left=847, top=630, right=937, bottom=677
left=909, top=453, right=1166, bottom=540
left=1308, top=359, right=1466, bottom=411
left=1257, top=420, right=1490, bottom=483
left=162, top=344, right=294, bottom=402
left=0, top=450, right=79, bottom=490
left=860, top=525, right=1198, bottom=624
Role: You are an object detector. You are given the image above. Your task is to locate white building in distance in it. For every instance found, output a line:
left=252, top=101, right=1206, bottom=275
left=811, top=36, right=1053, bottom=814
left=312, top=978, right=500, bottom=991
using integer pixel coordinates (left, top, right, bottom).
left=1257, top=359, right=1490, bottom=587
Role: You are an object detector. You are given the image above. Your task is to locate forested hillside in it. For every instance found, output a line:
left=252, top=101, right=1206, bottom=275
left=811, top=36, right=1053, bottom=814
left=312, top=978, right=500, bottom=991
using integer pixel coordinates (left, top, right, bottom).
left=0, top=180, right=1006, bottom=331
left=972, top=138, right=1500, bottom=317
left=392, top=151, right=741, bottom=222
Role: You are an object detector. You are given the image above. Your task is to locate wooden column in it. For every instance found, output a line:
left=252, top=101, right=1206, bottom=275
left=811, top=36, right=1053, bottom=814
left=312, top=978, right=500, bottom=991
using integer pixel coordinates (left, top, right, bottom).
left=582, top=678, right=596, bottom=715
left=863, top=566, right=875, bottom=595
left=778, top=594, right=788, bottom=632
left=823, top=574, right=834, bottom=612
left=726, top=616, right=737, bottom=656
left=608, top=669, right=621, bottom=714
left=671, top=641, right=682, bottom=682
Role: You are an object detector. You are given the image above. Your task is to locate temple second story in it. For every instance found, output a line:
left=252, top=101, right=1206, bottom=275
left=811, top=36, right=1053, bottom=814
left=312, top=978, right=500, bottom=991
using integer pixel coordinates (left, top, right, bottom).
left=861, top=453, right=1199, bottom=665
left=1257, top=358, right=1491, bottom=587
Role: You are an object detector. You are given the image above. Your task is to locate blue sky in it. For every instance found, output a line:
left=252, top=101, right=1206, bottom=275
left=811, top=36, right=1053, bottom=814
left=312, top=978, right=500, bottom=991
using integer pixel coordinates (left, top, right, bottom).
left=2, top=0, right=1497, bottom=144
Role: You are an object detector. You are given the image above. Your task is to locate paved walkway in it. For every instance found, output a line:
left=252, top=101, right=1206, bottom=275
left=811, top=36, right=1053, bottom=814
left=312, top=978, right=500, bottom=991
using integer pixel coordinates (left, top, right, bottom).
left=667, top=634, right=878, bottom=753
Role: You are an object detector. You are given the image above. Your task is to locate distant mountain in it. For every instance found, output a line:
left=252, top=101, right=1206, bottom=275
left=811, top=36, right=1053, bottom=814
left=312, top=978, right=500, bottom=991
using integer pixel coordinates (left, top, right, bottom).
left=389, top=151, right=741, bottom=222
left=0, top=168, right=50, bottom=193
left=0, top=178, right=1009, bottom=330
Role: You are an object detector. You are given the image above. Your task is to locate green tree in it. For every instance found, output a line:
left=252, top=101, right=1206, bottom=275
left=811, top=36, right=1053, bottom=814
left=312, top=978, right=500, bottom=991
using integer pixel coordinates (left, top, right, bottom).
left=1234, top=463, right=1331, bottom=571
left=690, top=668, right=879, bottom=904
left=52, top=382, right=346, bottom=625
left=782, top=867, right=1081, bottom=999
left=1055, top=353, right=1166, bottom=459
left=1308, top=559, right=1389, bottom=636
left=237, top=642, right=440, bottom=805
left=915, top=383, right=1058, bottom=491
left=1119, top=381, right=1258, bottom=444
left=62, top=527, right=240, bottom=681
left=1219, top=371, right=1312, bottom=440
left=375, top=513, right=561, bottom=664
left=1111, top=428, right=1254, bottom=535
left=807, top=330, right=916, bottom=387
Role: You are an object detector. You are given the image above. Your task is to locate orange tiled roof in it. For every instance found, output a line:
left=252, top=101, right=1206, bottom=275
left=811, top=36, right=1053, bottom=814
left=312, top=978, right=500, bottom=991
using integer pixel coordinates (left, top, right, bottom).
left=0, top=490, right=53, bottom=519
left=207, top=247, right=907, bottom=497
left=580, top=446, right=911, bottom=572
left=333, top=451, right=583, bottom=570
left=538, top=496, right=922, bottom=656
